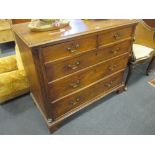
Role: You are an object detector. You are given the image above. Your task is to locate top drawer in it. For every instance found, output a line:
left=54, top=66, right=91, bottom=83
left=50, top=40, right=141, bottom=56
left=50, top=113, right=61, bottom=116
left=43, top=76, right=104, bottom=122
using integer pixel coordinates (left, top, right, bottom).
left=98, top=26, right=133, bottom=46
left=41, top=35, right=97, bottom=63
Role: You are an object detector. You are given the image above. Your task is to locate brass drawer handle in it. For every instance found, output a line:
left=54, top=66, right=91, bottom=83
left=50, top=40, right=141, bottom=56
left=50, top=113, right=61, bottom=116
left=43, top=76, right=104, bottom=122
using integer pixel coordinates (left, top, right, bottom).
left=108, top=64, right=117, bottom=71
left=67, top=48, right=77, bottom=53
left=111, top=48, right=120, bottom=54
left=75, top=44, right=80, bottom=49
left=66, top=43, right=80, bottom=53
left=68, top=61, right=80, bottom=70
left=113, top=32, right=121, bottom=40
left=69, top=80, right=80, bottom=88
left=105, top=81, right=113, bottom=88
left=69, top=97, right=80, bottom=106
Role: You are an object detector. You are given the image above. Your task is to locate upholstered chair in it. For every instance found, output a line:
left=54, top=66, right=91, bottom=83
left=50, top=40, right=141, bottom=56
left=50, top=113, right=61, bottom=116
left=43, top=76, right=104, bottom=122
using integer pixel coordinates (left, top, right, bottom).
left=125, top=20, right=155, bottom=89
left=0, top=45, right=29, bottom=104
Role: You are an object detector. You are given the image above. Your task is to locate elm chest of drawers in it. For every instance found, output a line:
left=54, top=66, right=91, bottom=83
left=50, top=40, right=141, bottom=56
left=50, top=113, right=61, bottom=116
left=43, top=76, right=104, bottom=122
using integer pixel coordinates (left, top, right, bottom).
left=13, top=20, right=138, bottom=133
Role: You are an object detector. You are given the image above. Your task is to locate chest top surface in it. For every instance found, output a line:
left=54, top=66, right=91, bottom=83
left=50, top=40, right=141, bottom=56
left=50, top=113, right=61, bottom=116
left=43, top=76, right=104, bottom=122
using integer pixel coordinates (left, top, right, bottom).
left=12, top=19, right=138, bottom=47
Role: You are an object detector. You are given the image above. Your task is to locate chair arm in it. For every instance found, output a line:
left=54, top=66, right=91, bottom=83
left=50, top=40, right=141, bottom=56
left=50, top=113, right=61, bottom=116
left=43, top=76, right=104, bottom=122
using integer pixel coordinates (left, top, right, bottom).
left=0, top=55, right=17, bottom=74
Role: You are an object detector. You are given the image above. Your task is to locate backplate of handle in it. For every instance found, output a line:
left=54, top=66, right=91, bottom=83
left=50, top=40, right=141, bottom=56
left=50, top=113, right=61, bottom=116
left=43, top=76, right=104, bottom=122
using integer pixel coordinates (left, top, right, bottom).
left=69, top=97, right=80, bottom=105
left=66, top=43, right=80, bottom=53
left=69, top=80, right=80, bottom=88
left=111, top=48, right=120, bottom=54
left=108, top=64, right=117, bottom=71
left=113, top=32, right=121, bottom=40
left=105, top=81, right=113, bottom=88
left=68, top=61, right=80, bottom=70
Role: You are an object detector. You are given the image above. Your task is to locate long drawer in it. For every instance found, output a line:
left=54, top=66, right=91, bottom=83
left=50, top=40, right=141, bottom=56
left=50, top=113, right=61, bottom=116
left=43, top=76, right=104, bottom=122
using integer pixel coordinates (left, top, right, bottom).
left=41, top=35, right=97, bottom=63
left=44, top=40, right=130, bottom=82
left=51, top=71, right=124, bottom=119
left=48, top=53, right=128, bottom=101
left=98, top=26, right=133, bottom=46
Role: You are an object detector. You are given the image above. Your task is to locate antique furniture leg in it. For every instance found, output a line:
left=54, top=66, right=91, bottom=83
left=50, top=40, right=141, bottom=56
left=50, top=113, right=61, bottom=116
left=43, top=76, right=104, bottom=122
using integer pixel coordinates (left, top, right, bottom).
left=146, top=56, right=155, bottom=75
left=125, top=62, right=134, bottom=90
left=48, top=123, right=60, bottom=133
left=116, top=85, right=125, bottom=94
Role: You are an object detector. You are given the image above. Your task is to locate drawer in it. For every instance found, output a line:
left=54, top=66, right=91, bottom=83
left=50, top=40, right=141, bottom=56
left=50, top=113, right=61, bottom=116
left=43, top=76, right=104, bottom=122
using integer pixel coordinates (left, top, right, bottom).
left=51, top=71, right=124, bottom=119
left=97, top=40, right=131, bottom=61
left=98, top=26, right=133, bottom=46
left=48, top=54, right=128, bottom=101
left=44, top=40, right=130, bottom=82
left=41, top=35, right=97, bottom=63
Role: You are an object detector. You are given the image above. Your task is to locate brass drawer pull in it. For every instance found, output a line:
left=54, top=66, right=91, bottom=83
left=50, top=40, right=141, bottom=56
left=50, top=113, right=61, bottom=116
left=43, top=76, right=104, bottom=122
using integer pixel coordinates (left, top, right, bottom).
left=69, top=80, right=80, bottom=88
left=105, top=81, right=113, bottom=88
left=69, top=97, right=80, bottom=105
left=113, top=32, right=121, bottom=40
left=75, top=44, right=80, bottom=49
left=111, top=48, right=120, bottom=54
left=67, top=48, right=77, bottom=53
left=66, top=43, right=80, bottom=53
left=68, top=61, right=80, bottom=70
left=108, top=64, right=117, bottom=71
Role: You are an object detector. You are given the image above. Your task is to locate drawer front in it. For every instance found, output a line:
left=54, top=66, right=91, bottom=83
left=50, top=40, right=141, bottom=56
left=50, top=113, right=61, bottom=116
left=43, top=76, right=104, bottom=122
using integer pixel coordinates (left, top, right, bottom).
left=44, top=40, right=130, bottom=82
left=98, top=26, right=133, bottom=46
left=98, top=40, right=131, bottom=61
left=48, top=54, right=128, bottom=101
left=51, top=71, right=124, bottom=119
left=41, top=35, right=97, bottom=63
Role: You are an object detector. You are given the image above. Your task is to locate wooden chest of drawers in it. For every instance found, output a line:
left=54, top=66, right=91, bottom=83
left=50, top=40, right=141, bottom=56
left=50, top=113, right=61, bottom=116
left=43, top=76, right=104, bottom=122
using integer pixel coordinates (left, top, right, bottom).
left=13, top=19, right=138, bottom=133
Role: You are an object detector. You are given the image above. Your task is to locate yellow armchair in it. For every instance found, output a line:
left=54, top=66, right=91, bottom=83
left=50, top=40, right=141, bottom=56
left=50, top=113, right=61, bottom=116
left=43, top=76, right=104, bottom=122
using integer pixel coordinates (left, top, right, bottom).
left=0, top=45, right=29, bottom=104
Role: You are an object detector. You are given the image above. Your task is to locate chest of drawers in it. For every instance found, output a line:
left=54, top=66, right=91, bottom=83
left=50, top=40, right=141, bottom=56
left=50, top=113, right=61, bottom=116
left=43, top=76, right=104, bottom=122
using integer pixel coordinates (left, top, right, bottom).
left=13, top=19, right=138, bottom=133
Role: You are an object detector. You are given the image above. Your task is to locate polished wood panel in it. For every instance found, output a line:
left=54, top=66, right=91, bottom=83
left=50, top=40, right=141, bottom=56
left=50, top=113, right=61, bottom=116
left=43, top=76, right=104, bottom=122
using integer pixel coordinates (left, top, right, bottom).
left=98, top=26, right=133, bottom=46
left=52, top=71, right=124, bottom=119
left=48, top=54, right=128, bottom=101
left=97, top=40, right=131, bottom=61
left=41, top=35, right=97, bottom=62
left=14, top=34, right=51, bottom=119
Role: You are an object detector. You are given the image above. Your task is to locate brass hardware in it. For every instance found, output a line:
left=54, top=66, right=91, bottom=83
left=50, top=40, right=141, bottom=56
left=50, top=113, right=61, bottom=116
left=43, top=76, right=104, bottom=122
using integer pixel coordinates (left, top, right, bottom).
left=105, top=81, right=113, bottom=88
left=67, top=47, right=72, bottom=51
left=69, top=80, right=80, bottom=88
left=47, top=118, right=53, bottom=123
left=75, top=44, right=80, bottom=49
left=113, top=32, right=121, bottom=40
left=111, top=48, right=120, bottom=54
left=108, top=64, right=117, bottom=71
left=69, top=97, right=80, bottom=105
left=66, top=43, right=80, bottom=53
left=70, top=49, right=77, bottom=53
left=68, top=61, right=80, bottom=70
